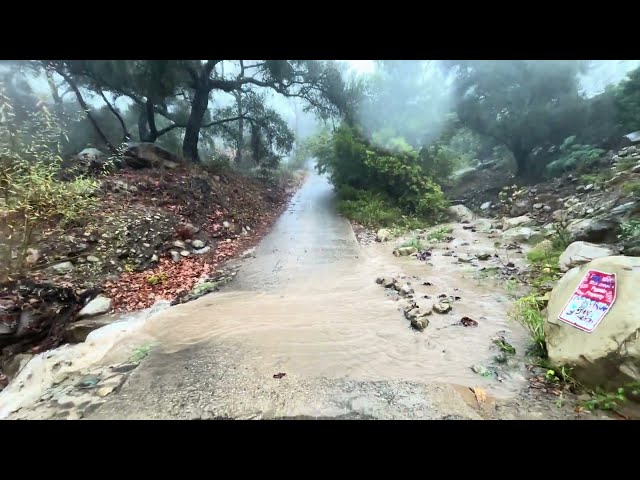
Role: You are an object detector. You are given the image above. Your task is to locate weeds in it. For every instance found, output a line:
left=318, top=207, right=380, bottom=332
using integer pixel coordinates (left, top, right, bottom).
left=621, top=180, right=640, bottom=198
left=146, top=271, right=168, bottom=286
left=618, top=220, right=640, bottom=241
left=400, top=236, right=424, bottom=251
left=129, top=342, right=154, bottom=363
left=427, top=225, right=453, bottom=242
left=511, top=294, right=547, bottom=357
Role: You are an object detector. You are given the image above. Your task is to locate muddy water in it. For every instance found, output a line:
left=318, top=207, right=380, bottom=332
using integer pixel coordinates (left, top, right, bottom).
left=1, top=171, right=531, bottom=419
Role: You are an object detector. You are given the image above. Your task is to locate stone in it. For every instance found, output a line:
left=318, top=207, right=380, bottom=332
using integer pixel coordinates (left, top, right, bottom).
left=86, top=255, right=100, bottom=263
left=433, top=302, right=452, bottom=314
left=381, top=278, right=396, bottom=289
left=533, top=203, right=544, bottom=210
left=619, top=149, right=629, bottom=157
left=180, top=250, right=190, bottom=257
left=192, top=239, right=205, bottom=249
left=122, top=142, right=183, bottom=170
left=510, top=199, right=530, bottom=217
left=480, top=201, right=492, bottom=211
left=552, top=209, right=568, bottom=222
left=1, top=353, right=33, bottom=378
left=64, top=316, right=119, bottom=343
left=475, top=252, right=492, bottom=261
left=458, top=254, right=475, bottom=263
left=543, top=205, right=552, bottom=212
left=471, top=219, right=492, bottom=233
left=566, top=218, right=618, bottom=242
left=394, top=246, right=417, bottom=257
left=173, top=240, right=186, bottom=248
left=502, top=226, right=542, bottom=244
left=399, top=284, right=414, bottom=296
left=410, top=317, right=430, bottom=331
left=150, top=254, right=159, bottom=262
left=558, top=242, right=616, bottom=272
left=545, top=256, right=640, bottom=389
left=223, top=221, right=231, bottom=229
left=97, top=385, right=117, bottom=397
left=584, top=184, right=594, bottom=192
left=448, top=205, right=474, bottom=222
left=376, top=229, right=392, bottom=242
left=193, top=246, right=211, bottom=255
left=78, top=296, right=112, bottom=318
left=52, top=261, right=74, bottom=274
left=170, top=251, right=181, bottom=262
left=610, top=201, right=637, bottom=217
left=502, top=215, right=534, bottom=231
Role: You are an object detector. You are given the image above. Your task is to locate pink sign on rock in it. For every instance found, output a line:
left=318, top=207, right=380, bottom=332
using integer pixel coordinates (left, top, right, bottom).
left=557, top=269, right=617, bottom=333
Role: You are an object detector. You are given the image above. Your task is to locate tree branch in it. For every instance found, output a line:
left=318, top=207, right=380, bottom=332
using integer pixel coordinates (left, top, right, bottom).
left=98, top=89, right=131, bottom=142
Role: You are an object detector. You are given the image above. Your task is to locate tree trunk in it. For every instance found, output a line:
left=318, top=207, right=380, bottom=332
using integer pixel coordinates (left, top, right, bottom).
left=182, top=87, right=209, bottom=163
left=99, top=90, right=131, bottom=143
left=234, top=92, right=243, bottom=164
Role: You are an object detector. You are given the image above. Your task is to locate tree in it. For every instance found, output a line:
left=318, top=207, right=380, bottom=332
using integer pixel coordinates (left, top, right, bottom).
left=446, top=60, right=590, bottom=178
left=615, top=66, right=640, bottom=132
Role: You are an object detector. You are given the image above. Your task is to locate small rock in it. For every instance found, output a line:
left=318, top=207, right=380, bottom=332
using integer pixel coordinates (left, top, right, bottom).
left=52, top=261, right=74, bottom=274
left=411, top=317, right=429, bottom=331
left=170, top=251, right=181, bottom=262
left=143, top=243, right=151, bottom=248
left=97, top=385, right=117, bottom=397
left=533, top=203, right=544, bottom=210
left=173, top=240, right=186, bottom=248
left=376, top=229, right=392, bottom=242
left=223, top=221, right=231, bottom=229
left=180, top=250, right=190, bottom=257
left=151, top=254, right=159, bottom=262
left=584, top=184, right=594, bottom=192
left=433, top=302, right=452, bottom=314
left=78, top=296, right=112, bottom=318
left=457, top=254, right=475, bottom=263
left=480, top=201, right=492, bottom=211
left=394, top=246, right=417, bottom=257
left=86, top=255, right=100, bottom=263
left=382, top=278, right=396, bottom=289
left=543, top=205, right=552, bottom=212
left=399, top=284, right=414, bottom=296
left=475, top=252, right=492, bottom=261
left=193, top=246, right=211, bottom=255
left=632, top=164, right=640, bottom=174
left=376, top=277, right=384, bottom=284
left=192, top=239, right=205, bottom=249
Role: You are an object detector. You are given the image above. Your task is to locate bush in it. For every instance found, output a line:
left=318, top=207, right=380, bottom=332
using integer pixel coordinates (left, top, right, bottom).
left=621, top=180, right=640, bottom=198
left=545, top=136, right=605, bottom=177
left=0, top=94, right=99, bottom=280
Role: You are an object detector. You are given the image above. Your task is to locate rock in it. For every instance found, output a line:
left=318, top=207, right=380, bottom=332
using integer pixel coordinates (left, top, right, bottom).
left=458, top=254, right=475, bottom=263
left=433, top=302, right=452, bottom=314
left=502, top=227, right=542, bottom=244
left=150, top=254, right=159, bottom=262
left=394, top=246, right=417, bottom=257
left=558, top=242, right=616, bottom=272
left=475, top=252, right=492, bottom=261
left=192, top=239, right=205, bottom=249
left=64, top=316, right=119, bottom=343
left=510, top=199, right=530, bottom=216
left=122, top=142, right=183, bottom=170
left=398, top=284, right=414, bottom=296
left=480, top=201, right=492, bottom=211
left=566, top=218, right=618, bottom=242
left=448, top=205, right=474, bottom=222
left=584, top=184, right=594, bottom=192
left=619, top=149, right=629, bottom=157
left=411, top=317, right=430, bottom=331
left=86, top=255, right=100, bottom=263
left=173, top=240, right=186, bottom=248
left=533, top=203, right=544, bottom=210
left=545, top=256, right=640, bottom=388
left=78, top=295, right=112, bottom=318
left=193, top=246, right=211, bottom=255
left=502, top=215, right=534, bottom=231
left=552, top=209, right=568, bottom=222
left=609, top=201, right=637, bottom=217
left=376, top=229, right=392, bottom=242
left=543, top=205, right=552, bottom=212
left=97, top=385, right=117, bottom=397
left=471, top=219, right=492, bottom=233
left=1, top=353, right=33, bottom=378
left=375, top=277, right=384, bottom=284
left=381, top=278, right=396, bottom=289
left=52, top=261, right=74, bottom=274
left=223, top=221, right=231, bottom=229
left=170, top=251, right=181, bottom=262
left=180, top=250, right=190, bottom=257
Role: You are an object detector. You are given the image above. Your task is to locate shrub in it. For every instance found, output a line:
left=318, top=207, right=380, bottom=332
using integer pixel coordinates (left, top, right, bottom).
left=545, top=136, right=605, bottom=177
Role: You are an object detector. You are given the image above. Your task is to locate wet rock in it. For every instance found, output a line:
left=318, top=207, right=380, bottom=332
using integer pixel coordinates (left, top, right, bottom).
left=78, top=295, right=112, bottom=318
left=448, top=205, right=474, bottom=222
left=193, top=246, right=211, bottom=255
left=566, top=218, right=618, bottom=242
left=545, top=256, right=640, bottom=389
left=86, top=255, right=100, bottom=263
left=471, top=219, right=492, bottom=233
left=173, top=240, right=186, bottom=248
left=109, top=363, right=138, bottom=374
left=510, top=199, right=530, bottom=216
left=502, top=226, right=542, bottom=244
left=170, top=251, right=181, bottom=262
left=192, top=239, right=205, bottom=249
left=502, top=215, right=534, bottom=231
left=433, top=302, right=452, bottom=314
left=480, top=201, right=492, bottom=211
left=558, top=241, right=616, bottom=271
left=475, top=252, right=492, bottom=261
left=457, top=254, right=475, bottom=263
left=52, top=261, right=74, bottom=274
left=609, top=201, right=637, bottom=217
left=376, top=229, right=392, bottom=242
left=376, top=277, right=384, bottom=284
left=64, top=316, right=118, bottom=343
left=179, top=250, right=190, bottom=257
left=381, top=278, right=396, bottom=289
left=533, top=203, right=544, bottom=210
left=399, top=284, right=414, bottom=296
left=410, top=317, right=430, bottom=331
left=394, top=246, right=417, bottom=257
left=151, top=254, right=159, bottom=262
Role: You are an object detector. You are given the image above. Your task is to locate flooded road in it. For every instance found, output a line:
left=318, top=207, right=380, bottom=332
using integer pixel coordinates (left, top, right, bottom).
left=2, top=170, right=542, bottom=420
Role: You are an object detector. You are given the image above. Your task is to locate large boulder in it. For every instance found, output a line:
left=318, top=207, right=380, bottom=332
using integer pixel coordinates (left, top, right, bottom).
left=471, top=219, right=493, bottom=233
left=545, top=256, right=640, bottom=389
left=448, top=205, right=474, bottom=222
left=566, top=218, right=618, bottom=242
left=558, top=242, right=616, bottom=272
left=502, top=215, right=534, bottom=231
left=122, top=143, right=183, bottom=170
left=64, top=316, right=119, bottom=343
left=501, top=226, right=543, bottom=244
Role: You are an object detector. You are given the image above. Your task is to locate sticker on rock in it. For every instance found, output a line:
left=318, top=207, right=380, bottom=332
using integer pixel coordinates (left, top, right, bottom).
left=558, top=269, right=616, bottom=333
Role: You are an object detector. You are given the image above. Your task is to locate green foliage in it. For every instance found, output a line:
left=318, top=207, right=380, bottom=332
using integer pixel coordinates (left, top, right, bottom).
left=493, top=338, right=516, bottom=355
left=0, top=93, right=99, bottom=280
left=614, top=66, right=640, bottom=132
left=427, top=225, right=453, bottom=242
left=400, top=236, right=424, bottom=251
left=621, top=180, right=640, bottom=198
left=511, top=294, right=547, bottom=357
left=146, top=271, right=168, bottom=285
left=618, top=220, right=640, bottom=241
left=544, top=136, right=605, bottom=177
left=313, top=125, right=449, bottom=225
left=580, top=171, right=612, bottom=186
left=336, top=189, right=403, bottom=228
left=129, top=342, right=154, bottom=363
